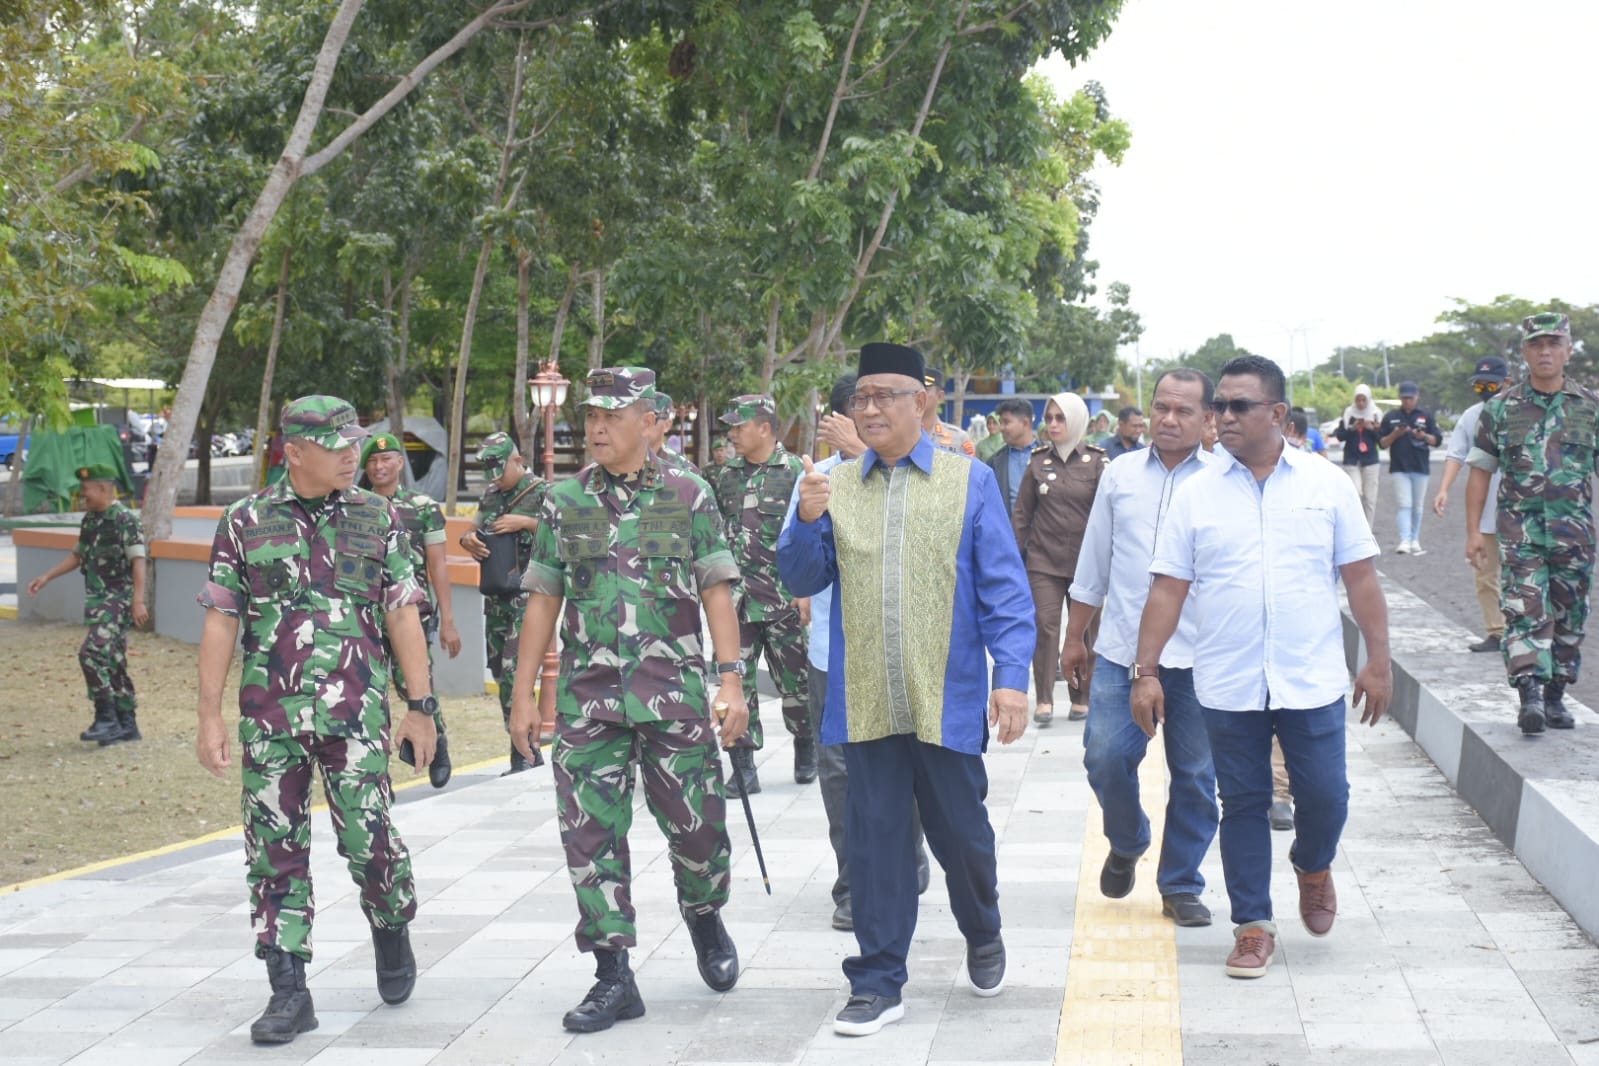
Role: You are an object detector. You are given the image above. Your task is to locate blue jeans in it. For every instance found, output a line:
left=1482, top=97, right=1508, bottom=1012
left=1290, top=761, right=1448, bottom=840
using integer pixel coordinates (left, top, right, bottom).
left=1202, top=700, right=1350, bottom=926
left=1391, top=470, right=1430, bottom=543
left=1083, top=658, right=1217, bottom=897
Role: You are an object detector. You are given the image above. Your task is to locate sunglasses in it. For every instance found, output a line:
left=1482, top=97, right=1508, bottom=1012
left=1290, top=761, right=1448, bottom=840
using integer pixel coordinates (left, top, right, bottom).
left=1209, top=398, right=1278, bottom=417
left=1472, top=380, right=1502, bottom=394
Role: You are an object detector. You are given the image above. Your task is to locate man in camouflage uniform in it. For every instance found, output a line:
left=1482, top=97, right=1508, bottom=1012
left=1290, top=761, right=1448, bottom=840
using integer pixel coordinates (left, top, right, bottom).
left=27, top=464, right=148, bottom=745
left=922, top=365, right=976, bottom=456
left=363, top=432, right=460, bottom=787
left=702, top=436, right=731, bottom=485
left=508, top=366, right=748, bottom=1034
left=647, top=390, right=699, bottom=474
left=459, top=432, right=549, bottom=773
left=1467, top=311, right=1599, bottom=734
left=195, top=395, right=439, bottom=1045
left=713, top=394, right=813, bottom=795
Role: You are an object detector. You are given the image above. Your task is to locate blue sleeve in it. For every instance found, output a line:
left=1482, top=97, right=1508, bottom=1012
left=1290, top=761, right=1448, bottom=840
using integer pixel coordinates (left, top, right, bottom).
left=777, top=510, right=838, bottom=598
left=966, top=463, right=1036, bottom=692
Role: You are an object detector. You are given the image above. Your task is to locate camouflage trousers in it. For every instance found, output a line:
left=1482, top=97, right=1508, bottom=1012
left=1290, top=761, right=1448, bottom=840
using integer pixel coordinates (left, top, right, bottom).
left=736, top=604, right=810, bottom=749
left=553, top=714, right=731, bottom=951
left=388, top=613, right=447, bottom=733
left=242, top=731, right=416, bottom=961
left=79, top=601, right=135, bottom=713
left=1501, top=524, right=1594, bottom=684
left=485, top=593, right=528, bottom=729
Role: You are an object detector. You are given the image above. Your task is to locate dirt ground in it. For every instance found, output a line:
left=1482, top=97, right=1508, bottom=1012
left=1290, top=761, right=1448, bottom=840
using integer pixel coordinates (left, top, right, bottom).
left=0, top=619, right=521, bottom=890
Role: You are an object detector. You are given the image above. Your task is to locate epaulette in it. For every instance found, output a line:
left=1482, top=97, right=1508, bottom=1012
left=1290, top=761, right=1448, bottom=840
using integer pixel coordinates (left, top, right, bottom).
left=1031, top=442, right=1052, bottom=453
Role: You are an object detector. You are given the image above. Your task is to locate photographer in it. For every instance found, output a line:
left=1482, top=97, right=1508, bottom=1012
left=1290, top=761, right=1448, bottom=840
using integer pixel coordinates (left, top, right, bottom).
left=1334, top=384, right=1383, bottom=529
left=1378, top=382, right=1441, bottom=554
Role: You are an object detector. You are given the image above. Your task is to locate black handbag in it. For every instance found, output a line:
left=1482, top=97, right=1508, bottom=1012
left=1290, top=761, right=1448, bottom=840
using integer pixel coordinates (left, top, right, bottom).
left=477, top=531, right=523, bottom=598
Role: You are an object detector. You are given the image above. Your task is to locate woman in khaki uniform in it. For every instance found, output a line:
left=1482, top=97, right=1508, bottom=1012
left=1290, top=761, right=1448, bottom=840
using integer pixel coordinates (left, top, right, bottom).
left=1011, top=391, right=1107, bottom=724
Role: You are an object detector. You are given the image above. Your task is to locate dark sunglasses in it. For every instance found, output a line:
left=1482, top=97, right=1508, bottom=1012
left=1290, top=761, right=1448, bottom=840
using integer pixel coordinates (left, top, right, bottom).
left=1472, top=380, right=1502, bottom=394
left=1209, top=398, right=1277, bottom=417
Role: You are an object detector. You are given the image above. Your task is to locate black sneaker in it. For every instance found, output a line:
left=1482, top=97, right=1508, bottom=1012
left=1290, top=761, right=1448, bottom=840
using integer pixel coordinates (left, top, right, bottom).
left=966, top=936, right=1005, bottom=997
left=685, top=909, right=739, bottom=992
left=1100, top=851, right=1137, bottom=898
left=833, top=994, right=904, bottom=1036
left=1468, top=635, right=1502, bottom=653
left=1161, top=893, right=1212, bottom=927
left=1268, top=800, right=1294, bottom=831
left=562, top=949, right=645, bottom=1033
left=831, top=898, right=853, bottom=931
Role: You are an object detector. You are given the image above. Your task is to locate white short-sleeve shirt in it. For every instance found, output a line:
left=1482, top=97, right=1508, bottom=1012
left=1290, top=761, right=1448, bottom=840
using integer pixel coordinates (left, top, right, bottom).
left=1150, top=441, right=1378, bottom=711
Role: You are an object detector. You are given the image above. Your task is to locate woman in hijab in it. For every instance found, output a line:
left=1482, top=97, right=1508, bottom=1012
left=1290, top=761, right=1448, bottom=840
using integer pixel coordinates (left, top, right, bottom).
left=1334, top=383, right=1382, bottom=529
left=1011, top=392, right=1108, bottom=724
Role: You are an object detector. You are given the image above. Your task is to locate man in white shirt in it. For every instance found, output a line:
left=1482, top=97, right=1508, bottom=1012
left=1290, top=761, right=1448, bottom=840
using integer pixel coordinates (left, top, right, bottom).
left=1132, top=355, right=1392, bottom=980
left=1062, top=368, right=1221, bottom=929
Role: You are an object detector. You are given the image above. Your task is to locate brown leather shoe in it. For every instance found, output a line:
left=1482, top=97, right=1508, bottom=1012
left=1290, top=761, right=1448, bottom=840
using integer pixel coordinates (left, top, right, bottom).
left=1224, top=927, right=1276, bottom=978
left=1296, top=867, right=1337, bottom=937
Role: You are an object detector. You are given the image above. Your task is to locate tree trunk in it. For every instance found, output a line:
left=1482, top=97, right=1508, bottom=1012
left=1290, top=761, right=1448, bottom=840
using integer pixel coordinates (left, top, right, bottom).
left=4, top=416, right=32, bottom=516
left=952, top=367, right=970, bottom=429
left=196, top=412, right=213, bottom=505
left=388, top=275, right=411, bottom=440
left=512, top=249, right=535, bottom=463
left=587, top=266, right=606, bottom=370
left=251, top=246, right=293, bottom=489
left=760, top=293, right=780, bottom=391
left=548, top=262, right=579, bottom=374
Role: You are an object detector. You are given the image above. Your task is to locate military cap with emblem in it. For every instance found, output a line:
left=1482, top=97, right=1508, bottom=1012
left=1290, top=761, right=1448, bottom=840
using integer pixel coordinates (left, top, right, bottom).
left=718, top=395, right=775, bottom=426
left=922, top=365, right=947, bottom=390
left=1468, top=355, right=1509, bottom=384
left=475, top=431, right=517, bottom=480
left=281, top=395, right=369, bottom=451
left=1523, top=311, right=1571, bottom=340
left=360, top=432, right=404, bottom=467
left=76, top=463, right=119, bottom=482
left=582, top=366, right=658, bottom=410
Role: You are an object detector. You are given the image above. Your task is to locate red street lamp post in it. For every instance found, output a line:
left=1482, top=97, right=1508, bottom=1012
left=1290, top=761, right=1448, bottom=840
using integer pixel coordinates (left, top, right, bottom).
left=529, top=364, right=569, bottom=740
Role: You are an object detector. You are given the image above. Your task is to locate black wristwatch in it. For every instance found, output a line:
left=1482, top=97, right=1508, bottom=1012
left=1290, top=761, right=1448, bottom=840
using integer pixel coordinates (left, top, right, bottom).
left=406, top=695, right=439, bottom=715
left=716, top=661, right=748, bottom=678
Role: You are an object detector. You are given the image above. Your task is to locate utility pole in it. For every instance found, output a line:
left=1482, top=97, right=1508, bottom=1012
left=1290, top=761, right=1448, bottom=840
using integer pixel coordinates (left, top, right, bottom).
left=1381, top=343, right=1391, bottom=389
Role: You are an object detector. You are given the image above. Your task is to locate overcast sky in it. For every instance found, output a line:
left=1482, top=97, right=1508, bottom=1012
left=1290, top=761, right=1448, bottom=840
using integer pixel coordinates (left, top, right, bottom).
left=1037, top=0, right=1599, bottom=376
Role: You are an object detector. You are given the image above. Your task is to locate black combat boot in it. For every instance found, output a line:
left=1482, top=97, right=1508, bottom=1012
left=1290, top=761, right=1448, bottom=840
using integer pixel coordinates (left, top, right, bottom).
left=250, top=948, right=317, bottom=1044
left=1543, top=681, right=1576, bottom=730
left=99, top=704, right=141, bottom=746
left=80, top=698, right=119, bottom=743
left=429, top=730, right=452, bottom=788
left=562, top=948, right=646, bottom=1033
left=372, top=924, right=416, bottom=1004
left=1515, top=675, right=1545, bottom=734
left=502, top=740, right=544, bottom=776
left=793, top=733, right=818, bottom=785
left=726, top=748, right=761, bottom=796
left=685, top=908, right=739, bottom=992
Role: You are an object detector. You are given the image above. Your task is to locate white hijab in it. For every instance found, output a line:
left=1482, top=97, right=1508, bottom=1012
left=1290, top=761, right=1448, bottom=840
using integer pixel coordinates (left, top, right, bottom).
left=1342, top=384, right=1375, bottom=428
left=1047, top=391, right=1091, bottom=461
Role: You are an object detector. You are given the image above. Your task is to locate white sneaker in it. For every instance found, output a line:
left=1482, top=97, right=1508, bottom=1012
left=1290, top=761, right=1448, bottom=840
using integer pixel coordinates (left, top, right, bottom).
left=1409, top=542, right=1426, bottom=556
left=1395, top=542, right=1412, bottom=555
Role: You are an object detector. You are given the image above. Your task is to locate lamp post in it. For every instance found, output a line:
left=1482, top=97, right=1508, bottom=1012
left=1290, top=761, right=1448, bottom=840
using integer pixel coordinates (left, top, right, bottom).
left=528, top=363, right=570, bottom=740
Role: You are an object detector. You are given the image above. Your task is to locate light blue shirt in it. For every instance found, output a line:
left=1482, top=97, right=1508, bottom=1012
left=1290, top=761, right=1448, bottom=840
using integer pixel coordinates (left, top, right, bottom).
left=1448, top=401, right=1500, bottom=536
left=1068, top=444, right=1221, bottom=670
left=1004, top=445, right=1031, bottom=510
left=1150, top=441, right=1378, bottom=711
left=783, top=452, right=847, bottom=671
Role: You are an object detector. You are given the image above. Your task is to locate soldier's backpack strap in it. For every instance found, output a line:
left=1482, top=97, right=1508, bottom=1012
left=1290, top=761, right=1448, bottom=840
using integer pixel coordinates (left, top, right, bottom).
left=503, top=477, right=544, bottom=515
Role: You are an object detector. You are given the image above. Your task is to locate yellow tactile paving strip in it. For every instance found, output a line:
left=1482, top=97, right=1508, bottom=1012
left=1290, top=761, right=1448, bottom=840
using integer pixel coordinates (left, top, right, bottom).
left=1055, top=745, right=1183, bottom=1065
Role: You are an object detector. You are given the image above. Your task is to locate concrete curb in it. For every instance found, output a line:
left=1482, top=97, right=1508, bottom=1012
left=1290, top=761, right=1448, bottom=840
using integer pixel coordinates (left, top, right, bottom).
left=1343, top=575, right=1599, bottom=941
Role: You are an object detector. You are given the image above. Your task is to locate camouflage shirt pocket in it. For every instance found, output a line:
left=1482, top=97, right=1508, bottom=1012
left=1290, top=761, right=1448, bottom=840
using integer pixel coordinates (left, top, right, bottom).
left=639, top=530, right=691, bottom=591
left=333, top=531, right=386, bottom=601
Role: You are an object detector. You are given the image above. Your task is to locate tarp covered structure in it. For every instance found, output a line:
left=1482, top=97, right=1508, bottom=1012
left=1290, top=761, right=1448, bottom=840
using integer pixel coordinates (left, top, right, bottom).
left=22, top=425, right=135, bottom=513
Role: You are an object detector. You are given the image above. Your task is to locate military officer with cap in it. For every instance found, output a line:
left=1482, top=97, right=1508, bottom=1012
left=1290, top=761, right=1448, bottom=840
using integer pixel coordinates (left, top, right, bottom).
left=647, top=389, right=699, bottom=474
left=196, top=395, right=439, bottom=1045
left=363, top=431, right=460, bottom=786
left=713, top=393, right=813, bottom=794
left=1467, top=311, right=1599, bottom=734
left=508, top=365, right=747, bottom=1034
left=28, top=463, right=148, bottom=745
left=459, top=432, right=549, bottom=772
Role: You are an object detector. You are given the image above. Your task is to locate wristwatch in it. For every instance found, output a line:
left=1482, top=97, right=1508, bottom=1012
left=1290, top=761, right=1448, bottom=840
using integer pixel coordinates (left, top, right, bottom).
left=406, top=695, right=440, bottom=715
left=716, top=661, right=748, bottom=678
left=1128, top=663, right=1159, bottom=682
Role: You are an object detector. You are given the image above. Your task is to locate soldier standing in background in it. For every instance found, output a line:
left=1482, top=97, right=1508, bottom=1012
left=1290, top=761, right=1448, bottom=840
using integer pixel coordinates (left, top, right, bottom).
left=27, top=464, right=149, bottom=745
left=701, top=436, right=730, bottom=486
left=195, top=395, right=438, bottom=1045
left=508, top=366, right=746, bottom=1033
left=920, top=365, right=976, bottom=455
left=363, top=432, right=460, bottom=787
left=647, top=390, right=699, bottom=474
left=713, top=394, right=813, bottom=795
left=459, top=433, right=549, bottom=772
left=1467, top=312, right=1599, bottom=734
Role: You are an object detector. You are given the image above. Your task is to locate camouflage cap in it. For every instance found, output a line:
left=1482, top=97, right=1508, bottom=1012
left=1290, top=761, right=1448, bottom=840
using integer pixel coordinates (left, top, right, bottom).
left=652, top=390, right=674, bottom=417
left=1524, top=312, right=1571, bottom=341
left=360, top=432, right=403, bottom=466
left=581, top=366, right=657, bottom=410
left=76, top=463, right=118, bottom=483
left=281, top=395, right=368, bottom=451
left=719, top=394, right=775, bottom=425
left=475, top=431, right=517, bottom=480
